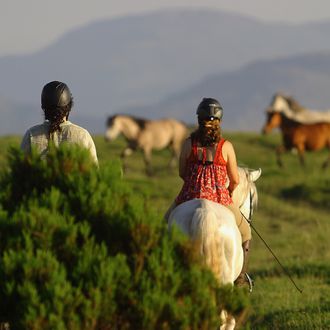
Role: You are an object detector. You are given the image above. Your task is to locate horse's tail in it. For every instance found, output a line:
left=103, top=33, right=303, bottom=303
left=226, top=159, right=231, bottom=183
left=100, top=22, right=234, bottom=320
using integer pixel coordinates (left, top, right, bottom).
left=191, top=206, right=224, bottom=283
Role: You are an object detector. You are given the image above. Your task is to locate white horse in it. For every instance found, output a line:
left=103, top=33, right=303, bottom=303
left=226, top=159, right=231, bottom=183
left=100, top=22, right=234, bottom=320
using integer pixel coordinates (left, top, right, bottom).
left=105, top=114, right=188, bottom=175
left=168, top=167, right=261, bottom=330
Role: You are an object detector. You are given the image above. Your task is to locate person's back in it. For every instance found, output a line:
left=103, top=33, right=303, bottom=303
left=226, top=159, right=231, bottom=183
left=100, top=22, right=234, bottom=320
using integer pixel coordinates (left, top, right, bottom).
left=21, top=81, right=98, bottom=164
left=166, top=97, right=253, bottom=290
left=21, top=120, right=98, bottom=163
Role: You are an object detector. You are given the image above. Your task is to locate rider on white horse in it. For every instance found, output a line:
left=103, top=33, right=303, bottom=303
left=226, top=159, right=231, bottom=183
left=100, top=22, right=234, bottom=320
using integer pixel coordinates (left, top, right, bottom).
left=166, top=97, right=252, bottom=288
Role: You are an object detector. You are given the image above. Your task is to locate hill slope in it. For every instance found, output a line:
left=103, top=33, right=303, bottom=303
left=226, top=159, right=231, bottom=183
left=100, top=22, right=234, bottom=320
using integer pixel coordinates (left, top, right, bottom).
left=136, top=51, right=330, bottom=130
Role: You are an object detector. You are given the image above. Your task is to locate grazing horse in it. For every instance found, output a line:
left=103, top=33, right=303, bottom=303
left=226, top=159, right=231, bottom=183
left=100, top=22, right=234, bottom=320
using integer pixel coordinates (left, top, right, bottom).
left=168, top=167, right=261, bottom=330
left=262, top=94, right=330, bottom=168
left=105, top=115, right=188, bottom=174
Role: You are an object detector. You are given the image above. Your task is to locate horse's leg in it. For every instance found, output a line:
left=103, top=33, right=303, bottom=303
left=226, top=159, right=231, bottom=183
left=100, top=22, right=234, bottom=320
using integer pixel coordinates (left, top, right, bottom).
left=296, top=144, right=306, bottom=167
left=322, top=155, right=330, bottom=169
left=168, top=147, right=177, bottom=168
left=276, top=145, right=286, bottom=167
left=220, top=310, right=236, bottom=330
left=168, top=143, right=181, bottom=168
left=120, top=147, right=134, bottom=172
left=322, top=143, right=330, bottom=169
left=143, top=148, right=153, bottom=176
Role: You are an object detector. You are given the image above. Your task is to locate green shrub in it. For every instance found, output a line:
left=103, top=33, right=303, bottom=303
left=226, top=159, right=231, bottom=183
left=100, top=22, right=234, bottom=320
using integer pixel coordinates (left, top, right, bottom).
left=0, top=145, right=248, bottom=329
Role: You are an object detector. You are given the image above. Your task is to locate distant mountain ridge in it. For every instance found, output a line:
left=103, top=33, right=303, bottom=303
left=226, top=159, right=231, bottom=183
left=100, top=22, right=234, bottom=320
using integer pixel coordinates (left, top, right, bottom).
left=2, top=8, right=330, bottom=134
left=136, top=51, right=330, bottom=131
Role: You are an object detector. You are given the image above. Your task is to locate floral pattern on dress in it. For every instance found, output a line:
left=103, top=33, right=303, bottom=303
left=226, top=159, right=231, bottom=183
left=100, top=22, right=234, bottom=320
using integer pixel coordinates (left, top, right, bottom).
left=175, top=138, right=232, bottom=206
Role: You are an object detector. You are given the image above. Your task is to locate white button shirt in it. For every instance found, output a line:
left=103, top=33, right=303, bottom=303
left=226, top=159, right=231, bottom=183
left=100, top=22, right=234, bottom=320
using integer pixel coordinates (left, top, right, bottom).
left=21, top=120, right=98, bottom=165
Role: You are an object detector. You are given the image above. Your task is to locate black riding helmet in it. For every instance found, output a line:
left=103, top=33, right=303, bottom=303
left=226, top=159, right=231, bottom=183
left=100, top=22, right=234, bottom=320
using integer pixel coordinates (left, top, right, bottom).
left=41, top=81, right=73, bottom=109
left=196, top=97, right=223, bottom=121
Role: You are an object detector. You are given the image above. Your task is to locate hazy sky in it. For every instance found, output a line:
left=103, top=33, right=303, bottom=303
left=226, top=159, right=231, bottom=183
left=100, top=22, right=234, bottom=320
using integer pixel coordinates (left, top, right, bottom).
left=2, top=0, right=330, bottom=56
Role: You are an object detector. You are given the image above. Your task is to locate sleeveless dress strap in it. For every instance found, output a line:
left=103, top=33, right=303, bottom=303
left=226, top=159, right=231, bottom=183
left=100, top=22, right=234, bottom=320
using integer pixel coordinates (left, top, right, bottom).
left=191, top=138, right=207, bottom=164
left=202, top=147, right=207, bottom=164
left=190, top=138, right=198, bottom=160
left=186, top=138, right=197, bottom=163
left=214, top=138, right=227, bottom=165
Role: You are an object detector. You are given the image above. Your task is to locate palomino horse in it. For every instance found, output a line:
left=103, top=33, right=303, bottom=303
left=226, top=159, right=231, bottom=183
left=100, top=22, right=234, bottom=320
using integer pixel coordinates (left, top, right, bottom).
left=105, top=115, right=188, bottom=174
left=262, top=94, right=330, bottom=168
left=168, top=167, right=261, bottom=330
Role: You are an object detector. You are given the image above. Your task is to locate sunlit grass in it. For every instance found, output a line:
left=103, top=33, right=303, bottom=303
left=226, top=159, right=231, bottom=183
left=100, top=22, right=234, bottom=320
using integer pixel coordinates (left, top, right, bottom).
left=1, top=131, right=329, bottom=328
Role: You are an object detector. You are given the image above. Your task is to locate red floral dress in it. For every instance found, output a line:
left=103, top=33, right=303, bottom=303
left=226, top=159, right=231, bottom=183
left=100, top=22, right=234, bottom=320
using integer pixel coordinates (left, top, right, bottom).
left=175, top=138, right=232, bottom=206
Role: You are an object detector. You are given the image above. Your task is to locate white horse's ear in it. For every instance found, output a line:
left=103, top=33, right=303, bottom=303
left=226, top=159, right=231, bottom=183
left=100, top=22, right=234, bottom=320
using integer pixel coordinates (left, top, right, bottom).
left=249, top=168, right=262, bottom=182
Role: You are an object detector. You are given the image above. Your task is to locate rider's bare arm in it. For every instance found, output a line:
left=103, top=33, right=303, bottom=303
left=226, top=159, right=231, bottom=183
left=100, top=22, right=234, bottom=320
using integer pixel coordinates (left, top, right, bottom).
left=223, top=140, right=239, bottom=197
left=179, top=138, right=192, bottom=180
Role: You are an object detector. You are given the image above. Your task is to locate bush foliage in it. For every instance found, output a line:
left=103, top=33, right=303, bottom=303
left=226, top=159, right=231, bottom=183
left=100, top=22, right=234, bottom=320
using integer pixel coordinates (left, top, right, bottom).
left=0, top=145, right=248, bottom=330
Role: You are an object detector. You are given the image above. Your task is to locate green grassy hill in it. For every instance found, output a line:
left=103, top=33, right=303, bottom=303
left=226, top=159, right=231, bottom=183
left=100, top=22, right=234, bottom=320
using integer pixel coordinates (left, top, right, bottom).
left=1, top=132, right=329, bottom=329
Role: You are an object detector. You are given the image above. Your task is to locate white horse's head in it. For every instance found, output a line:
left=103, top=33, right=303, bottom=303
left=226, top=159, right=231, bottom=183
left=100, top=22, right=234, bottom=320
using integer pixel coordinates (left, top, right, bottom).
left=105, top=115, right=146, bottom=142
left=266, top=94, right=290, bottom=114
left=267, top=93, right=305, bottom=116
left=232, top=167, right=261, bottom=221
left=105, top=115, right=122, bottom=141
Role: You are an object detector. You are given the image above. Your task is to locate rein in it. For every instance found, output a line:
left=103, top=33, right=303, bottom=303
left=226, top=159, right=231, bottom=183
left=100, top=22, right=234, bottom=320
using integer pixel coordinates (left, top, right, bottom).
left=240, top=189, right=303, bottom=294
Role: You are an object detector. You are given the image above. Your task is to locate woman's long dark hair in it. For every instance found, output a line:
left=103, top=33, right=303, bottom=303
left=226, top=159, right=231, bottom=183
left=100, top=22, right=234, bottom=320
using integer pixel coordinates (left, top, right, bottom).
left=44, top=100, right=73, bottom=136
left=190, top=118, right=221, bottom=147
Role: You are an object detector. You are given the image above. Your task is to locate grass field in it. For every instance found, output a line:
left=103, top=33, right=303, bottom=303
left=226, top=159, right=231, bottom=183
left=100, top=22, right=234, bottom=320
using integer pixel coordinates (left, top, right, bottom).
left=1, top=132, right=329, bottom=329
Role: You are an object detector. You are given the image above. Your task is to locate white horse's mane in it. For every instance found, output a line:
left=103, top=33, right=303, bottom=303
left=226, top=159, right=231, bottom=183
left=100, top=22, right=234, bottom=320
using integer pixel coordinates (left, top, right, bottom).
left=237, top=167, right=258, bottom=209
left=270, top=94, right=330, bottom=124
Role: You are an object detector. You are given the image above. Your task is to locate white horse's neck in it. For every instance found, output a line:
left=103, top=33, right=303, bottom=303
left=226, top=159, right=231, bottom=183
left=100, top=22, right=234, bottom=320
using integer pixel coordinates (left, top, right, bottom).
left=271, top=96, right=292, bottom=115
left=118, top=116, right=142, bottom=140
left=271, top=96, right=330, bottom=124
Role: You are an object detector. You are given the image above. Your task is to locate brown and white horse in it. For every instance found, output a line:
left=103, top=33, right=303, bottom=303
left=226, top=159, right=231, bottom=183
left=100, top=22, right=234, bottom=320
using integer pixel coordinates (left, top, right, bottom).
left=262, top=94, right=330, bottom=168
left=105, top=114, right=188, bottom=174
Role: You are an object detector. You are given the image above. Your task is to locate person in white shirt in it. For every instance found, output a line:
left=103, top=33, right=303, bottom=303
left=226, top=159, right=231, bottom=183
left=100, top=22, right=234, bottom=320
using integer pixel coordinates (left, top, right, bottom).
left=21, top=81, right=98, bottom=165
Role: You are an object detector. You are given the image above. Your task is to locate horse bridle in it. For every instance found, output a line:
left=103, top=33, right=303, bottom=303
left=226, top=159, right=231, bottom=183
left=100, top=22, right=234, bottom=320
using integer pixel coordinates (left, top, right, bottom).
left=248, top=190, right=253, bottom=221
